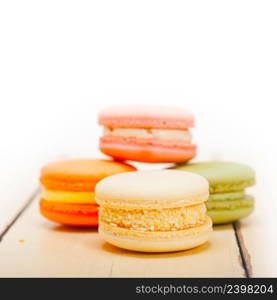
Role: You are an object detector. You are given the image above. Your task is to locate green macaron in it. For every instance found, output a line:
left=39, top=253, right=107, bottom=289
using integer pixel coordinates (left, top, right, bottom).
left=169, top=162, right=255, bottom=224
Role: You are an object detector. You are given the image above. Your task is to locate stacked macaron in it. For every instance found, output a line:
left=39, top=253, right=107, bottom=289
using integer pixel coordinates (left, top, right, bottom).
left=39, top=105, right=256, bottom=253
left=95, top=170, right=212, bottom=252
left=40, top=159, right=135, bottom=226
left=171, top=162, right=255, bottom=224
left=94, top=105, right=214, bottom=251
left=98, top=106, right=196, bottom=163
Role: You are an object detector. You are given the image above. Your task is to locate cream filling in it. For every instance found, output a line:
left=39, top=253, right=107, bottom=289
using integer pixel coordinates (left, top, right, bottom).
left=42, top=188, right=96, bottom=204
left=100, top=204, right=206, bottom=232
left=103, top=127, right=192, bottom=142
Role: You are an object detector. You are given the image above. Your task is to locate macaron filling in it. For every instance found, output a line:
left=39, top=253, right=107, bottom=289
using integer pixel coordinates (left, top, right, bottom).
left=100, top=203, right=207, bottom=232
left=208, top=191, right=244, bottom=201
left=209, top=179, right=255, bottom=193
left=103, top=127, right=192, bottom=142
left=41, top=188, right=96, bottom=204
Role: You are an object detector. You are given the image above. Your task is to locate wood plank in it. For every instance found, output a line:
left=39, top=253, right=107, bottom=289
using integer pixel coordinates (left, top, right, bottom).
left=235, top=212, right=277, bottom=277
left=232, top=163, right=277, bottom=278
left=0, top=196, right=245, bottom=277
left=0, top=187, right=39, bottom=242
left=0, top=164, right=38, bottom=236
left=108, top=224, right=244, bottom=278
left=0, top=151, right=65, bottom=235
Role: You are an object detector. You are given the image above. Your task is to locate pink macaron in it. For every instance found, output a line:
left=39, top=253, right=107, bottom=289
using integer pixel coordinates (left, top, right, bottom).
left=98, top=105, right=196, bottom=163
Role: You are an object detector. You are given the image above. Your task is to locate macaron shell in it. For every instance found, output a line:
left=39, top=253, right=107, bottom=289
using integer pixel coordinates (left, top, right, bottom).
left=206, top=195, right=254, bottom=224
left=40, top=159, right=136, bottom=191
left=99, top=216, right=212, bottom=252
left=95, top=170, right=209, bottom=209
left=40, top=209, right=98, bottom=227
left=40, top=199, right=98, bottom=226
left=206, top=195, right=254, bottom=209
left=208, top=206, right=254, bottom=224
left=99, top=105, right=194, bottom=130
left=171, top=162, right=255, bottom=193
left=100, top=137, right=196, bottom=163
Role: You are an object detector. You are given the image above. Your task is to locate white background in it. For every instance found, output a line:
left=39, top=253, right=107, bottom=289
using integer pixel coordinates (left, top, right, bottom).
left=0, top=1, right=277, bottom=238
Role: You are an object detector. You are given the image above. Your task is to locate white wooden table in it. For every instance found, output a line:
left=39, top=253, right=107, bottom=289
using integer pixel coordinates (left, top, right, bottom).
left=0, top=160, right=276, bottom=278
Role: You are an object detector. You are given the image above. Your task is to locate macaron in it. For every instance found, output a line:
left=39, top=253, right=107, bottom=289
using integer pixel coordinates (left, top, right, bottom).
left=95, top=170, right=212, bottom=252
left=170, top=162, right=255, bottom=224
left=40, top=159, right=136, bottom=226
left=98, top=105, right=196, bottom=163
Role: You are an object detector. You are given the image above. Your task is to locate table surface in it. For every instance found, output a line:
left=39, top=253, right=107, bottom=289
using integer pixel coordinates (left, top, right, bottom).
left=0, top=161, right=276, bottom=278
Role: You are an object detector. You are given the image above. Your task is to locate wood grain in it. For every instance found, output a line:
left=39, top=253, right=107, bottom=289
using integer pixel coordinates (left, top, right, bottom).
left=233, top=173, right=277, bottom=278
left=0, top=197, right=245, bottom=277
left=0, top=176, right=38, bottom=237
left=236, top=214, right=277, bottom=277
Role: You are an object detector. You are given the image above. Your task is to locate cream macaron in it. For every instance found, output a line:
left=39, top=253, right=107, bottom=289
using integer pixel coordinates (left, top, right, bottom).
left=95, top=170, right=212, bottom=252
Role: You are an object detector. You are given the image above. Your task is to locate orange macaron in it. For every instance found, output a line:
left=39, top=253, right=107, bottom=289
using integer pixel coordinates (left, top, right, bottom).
left=40, top=158, right=136, bottom=226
